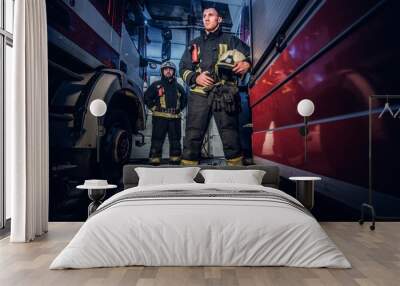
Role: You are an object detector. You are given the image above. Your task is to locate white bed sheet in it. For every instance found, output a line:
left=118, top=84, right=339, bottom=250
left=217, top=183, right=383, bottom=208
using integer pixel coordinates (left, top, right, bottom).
left=50, top=183, right=351, bottom=269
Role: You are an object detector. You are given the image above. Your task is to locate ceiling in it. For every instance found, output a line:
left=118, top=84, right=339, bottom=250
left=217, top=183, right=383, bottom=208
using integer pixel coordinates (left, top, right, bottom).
left=143, top=0, right=247, bottom=33
left=141, top=0, right=248, bottom=78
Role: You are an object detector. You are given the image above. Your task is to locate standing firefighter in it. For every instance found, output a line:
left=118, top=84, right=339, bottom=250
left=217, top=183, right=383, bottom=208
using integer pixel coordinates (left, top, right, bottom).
left=179, top=6, right=251, bottom=166
left=144, top=61, right=187, bottom=165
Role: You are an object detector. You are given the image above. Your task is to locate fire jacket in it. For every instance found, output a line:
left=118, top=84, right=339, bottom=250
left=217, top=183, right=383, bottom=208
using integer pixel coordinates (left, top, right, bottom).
left=179, top=27, right=251, bottom=95
left=144, top=78, right=187, bottom=119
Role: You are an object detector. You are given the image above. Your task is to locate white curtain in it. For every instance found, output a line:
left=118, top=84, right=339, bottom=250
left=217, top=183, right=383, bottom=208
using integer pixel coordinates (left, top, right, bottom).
left=8, top=0, right=49, bottom=242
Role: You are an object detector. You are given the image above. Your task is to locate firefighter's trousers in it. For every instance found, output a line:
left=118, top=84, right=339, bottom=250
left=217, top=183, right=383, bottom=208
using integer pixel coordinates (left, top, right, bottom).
left=149, top=116, right=182, bottom=163
left=182, top=92, right=241, bottom=163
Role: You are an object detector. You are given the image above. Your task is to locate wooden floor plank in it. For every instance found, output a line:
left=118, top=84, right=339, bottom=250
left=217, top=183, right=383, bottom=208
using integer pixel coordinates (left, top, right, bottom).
left=0, top=222, right=399, bottom=286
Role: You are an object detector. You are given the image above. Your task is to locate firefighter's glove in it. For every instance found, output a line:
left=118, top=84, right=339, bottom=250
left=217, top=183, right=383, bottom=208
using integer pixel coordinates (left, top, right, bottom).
left=221, top=84, right=239, bottom=113
left=213, top=90, right=224, bottom=112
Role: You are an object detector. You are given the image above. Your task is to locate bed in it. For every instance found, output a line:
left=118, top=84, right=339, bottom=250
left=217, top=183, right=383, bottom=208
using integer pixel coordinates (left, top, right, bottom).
left=50, top=165, right=350, bottom=269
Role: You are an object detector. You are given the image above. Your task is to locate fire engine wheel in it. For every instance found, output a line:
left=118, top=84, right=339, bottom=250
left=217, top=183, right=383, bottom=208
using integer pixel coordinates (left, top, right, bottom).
left=103, top=110, right=133, bottom=165
left=110, top=128, right=131, bottom=163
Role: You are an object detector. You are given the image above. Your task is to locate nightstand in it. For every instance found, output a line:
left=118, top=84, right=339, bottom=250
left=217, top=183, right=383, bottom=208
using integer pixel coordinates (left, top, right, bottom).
left=289, top=177, right=321, bottom=210
left=77, top=180, right=117, bottom=216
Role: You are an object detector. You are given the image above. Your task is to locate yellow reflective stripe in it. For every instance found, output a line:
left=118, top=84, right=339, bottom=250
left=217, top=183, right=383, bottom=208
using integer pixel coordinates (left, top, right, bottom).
left=190, top=85, right=207, bottom=95
left=226, top=156, right=243, bottom=166
left=150, top=106, right=157, bottom=111
left=182, top=70, right=192, bottom=82
left=125, top=90, right=134, bottom=97
left=216, top=43, right=228, bottom=75
left=196, top=46, right=201, bottom=73
left=181, top=159, right=198, bottom=166
left=160, top=94, right=166, bottom=109
left=218, top=44, right=228, bottom=58
left=149, top=157, right=161, bottom=164
left=152, top=111, right=181, bottom=119
left=169, top=156, right=181, bottom=162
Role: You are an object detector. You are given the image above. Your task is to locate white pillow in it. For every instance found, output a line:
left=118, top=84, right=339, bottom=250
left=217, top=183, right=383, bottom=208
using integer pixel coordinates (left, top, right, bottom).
left=135, top=167, right=201, bottom=186
left=200, top=169, right=266, bottom=185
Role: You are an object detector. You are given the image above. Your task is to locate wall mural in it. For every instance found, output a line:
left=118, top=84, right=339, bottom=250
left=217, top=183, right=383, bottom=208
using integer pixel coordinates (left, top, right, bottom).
left=47, top=0, right=400, bottom=222
left=47, top=0, right=253, bottom=221
left=249, top=0, right=400, bottom=220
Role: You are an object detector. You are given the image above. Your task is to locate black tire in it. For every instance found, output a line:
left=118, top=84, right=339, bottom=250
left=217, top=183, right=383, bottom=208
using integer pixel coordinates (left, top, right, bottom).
left=102, top=109, right=133, bottom=167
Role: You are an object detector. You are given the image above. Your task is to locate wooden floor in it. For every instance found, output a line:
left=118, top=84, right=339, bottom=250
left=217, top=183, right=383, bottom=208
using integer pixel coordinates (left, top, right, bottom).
left=0, top=222, right=399, bottom=286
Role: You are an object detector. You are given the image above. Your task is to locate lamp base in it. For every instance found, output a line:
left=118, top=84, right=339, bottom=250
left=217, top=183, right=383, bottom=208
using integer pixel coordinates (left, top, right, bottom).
left=298, top=126, right=309, bottom=137
left=359, top=203, right=376, bottom=230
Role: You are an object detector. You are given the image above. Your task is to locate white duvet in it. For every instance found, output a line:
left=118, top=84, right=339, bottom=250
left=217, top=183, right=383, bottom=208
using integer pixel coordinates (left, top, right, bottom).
left=50, top=183, right=351, bottom=269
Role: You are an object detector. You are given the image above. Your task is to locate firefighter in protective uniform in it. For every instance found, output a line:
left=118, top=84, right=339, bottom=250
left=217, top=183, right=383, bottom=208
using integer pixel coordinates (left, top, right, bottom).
left=179, top=6, right=251, bottom=166
left=144, top=61, right=187, bottom=165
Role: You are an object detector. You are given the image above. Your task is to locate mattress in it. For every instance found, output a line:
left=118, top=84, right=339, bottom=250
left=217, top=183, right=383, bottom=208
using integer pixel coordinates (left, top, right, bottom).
left=50, top=183, right=351, bottom=269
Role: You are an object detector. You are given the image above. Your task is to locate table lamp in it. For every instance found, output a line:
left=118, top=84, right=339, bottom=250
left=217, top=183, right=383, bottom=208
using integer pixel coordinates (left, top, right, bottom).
left=89, top=99, right=107, bottom=163
left=297, top=99, right=315, bottom=162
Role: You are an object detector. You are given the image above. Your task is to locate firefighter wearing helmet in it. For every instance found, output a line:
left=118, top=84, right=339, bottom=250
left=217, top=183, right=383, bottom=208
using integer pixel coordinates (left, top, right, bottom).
left=179, top=5, right=251, bottom=166
left=144, top=61, right=187, bottom=165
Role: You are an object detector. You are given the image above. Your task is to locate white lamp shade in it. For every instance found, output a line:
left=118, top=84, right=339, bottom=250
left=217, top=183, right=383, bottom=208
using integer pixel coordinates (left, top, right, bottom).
left=297, top=99, right=315, bottom=117
left=89, top=99, right=107, bottom=117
